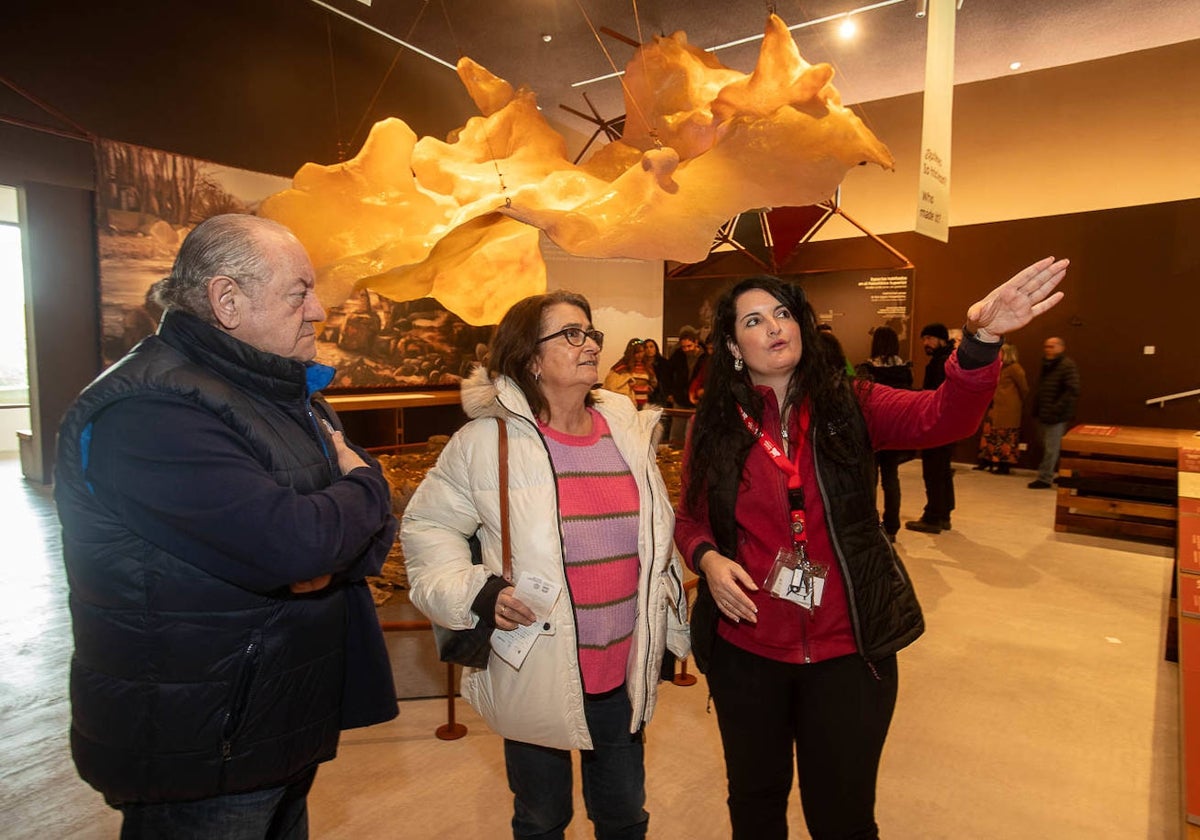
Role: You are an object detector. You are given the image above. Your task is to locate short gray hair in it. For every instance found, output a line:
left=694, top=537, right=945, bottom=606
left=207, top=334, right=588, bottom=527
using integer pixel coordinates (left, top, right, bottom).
left=154, top=214, right=292, bottom=322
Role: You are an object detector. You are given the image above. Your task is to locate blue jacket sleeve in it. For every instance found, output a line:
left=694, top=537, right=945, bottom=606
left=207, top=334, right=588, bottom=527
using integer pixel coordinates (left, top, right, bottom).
left=85, top=395, right=396, bottom=593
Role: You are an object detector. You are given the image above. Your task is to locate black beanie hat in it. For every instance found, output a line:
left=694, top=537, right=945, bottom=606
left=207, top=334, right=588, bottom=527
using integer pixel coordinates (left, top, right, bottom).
left=920, top=322, right=949, bottom=342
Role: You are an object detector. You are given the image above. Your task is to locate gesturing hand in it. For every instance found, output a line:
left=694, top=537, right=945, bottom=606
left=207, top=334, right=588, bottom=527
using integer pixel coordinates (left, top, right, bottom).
left=966, top=256, right=1070, bottom=342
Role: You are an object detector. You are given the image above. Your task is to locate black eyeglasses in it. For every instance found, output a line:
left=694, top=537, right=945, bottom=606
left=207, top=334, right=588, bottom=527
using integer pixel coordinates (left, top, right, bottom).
left=536, top=327, right=605, bottom=349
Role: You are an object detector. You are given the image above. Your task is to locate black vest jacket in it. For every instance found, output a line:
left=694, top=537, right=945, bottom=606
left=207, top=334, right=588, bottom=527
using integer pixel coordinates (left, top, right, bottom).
left=55, top=310, right=359, bottom=805
left=690, top=400, right=924, bottom=671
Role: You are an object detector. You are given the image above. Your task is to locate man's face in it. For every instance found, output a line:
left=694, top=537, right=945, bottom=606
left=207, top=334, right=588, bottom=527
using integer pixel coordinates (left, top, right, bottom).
left=230, top=232, right=325, bottom=362
left=679, top=338, right=699, bottom=357
left=1043, top=338, right=1065, bottom=360
left=922, top=335, right=944, bottom=356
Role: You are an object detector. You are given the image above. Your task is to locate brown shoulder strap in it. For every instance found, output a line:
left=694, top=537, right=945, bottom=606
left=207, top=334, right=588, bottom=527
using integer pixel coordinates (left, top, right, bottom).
left=497, top=417, right=512, bottom=583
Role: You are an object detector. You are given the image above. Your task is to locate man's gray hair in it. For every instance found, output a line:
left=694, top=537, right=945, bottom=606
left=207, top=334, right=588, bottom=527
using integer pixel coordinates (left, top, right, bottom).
left=154, top=214, right=292, bottom=323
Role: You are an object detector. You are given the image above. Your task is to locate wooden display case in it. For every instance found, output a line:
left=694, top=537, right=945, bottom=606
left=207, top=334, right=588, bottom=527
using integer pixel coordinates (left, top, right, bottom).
left=325, top=390, right=465, bottom=448
left=1055, top=425, right=1197, bottom=544
left=1178, top=445, right=1200, bottom=830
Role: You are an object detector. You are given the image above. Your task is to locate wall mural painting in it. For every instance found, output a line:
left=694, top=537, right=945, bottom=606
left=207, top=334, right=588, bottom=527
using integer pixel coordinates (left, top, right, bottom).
left=95, top=138, right=492, bottom=391
left=663, top=268, right=915, bottom=366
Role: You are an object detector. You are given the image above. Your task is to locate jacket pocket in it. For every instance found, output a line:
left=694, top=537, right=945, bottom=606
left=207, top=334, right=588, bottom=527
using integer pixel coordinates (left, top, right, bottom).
left=662, top=566, right=691, bottom=658
left=220, top=634, right=262, bottom=763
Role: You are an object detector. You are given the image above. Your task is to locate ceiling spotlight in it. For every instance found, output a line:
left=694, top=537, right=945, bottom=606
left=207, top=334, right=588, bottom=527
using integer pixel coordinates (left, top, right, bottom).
left=916, top=0, right=927, bottom=18
left=839, top=15, right=857, bottom=38
left=541, top=33, right=552, bottom=43
left=1009, top=61, right=1022, bottom=71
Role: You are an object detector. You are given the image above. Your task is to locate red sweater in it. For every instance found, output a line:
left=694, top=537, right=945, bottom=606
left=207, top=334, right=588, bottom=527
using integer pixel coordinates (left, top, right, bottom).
left=675, top=349, right=999, bottom=664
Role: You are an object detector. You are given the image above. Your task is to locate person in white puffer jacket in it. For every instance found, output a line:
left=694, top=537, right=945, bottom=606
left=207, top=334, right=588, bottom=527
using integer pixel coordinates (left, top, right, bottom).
left=401, top=290, right=689, bottom=840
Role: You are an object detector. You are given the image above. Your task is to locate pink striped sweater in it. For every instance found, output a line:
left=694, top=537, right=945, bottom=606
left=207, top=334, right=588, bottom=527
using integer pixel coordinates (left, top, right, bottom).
left=539, top=409, right=641, bottom=694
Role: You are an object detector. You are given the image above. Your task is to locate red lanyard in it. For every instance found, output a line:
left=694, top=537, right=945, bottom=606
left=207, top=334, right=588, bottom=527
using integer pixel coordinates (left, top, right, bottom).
left=737, top=404, right=810, bottom=548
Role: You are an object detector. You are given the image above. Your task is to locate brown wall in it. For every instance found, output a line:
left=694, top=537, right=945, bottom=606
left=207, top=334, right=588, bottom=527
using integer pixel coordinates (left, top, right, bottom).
left=789, top=198, right=1200, bottom=464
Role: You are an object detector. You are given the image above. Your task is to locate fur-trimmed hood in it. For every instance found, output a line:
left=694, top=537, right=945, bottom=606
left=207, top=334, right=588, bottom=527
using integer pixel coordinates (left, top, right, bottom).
left=459, top=364, right=663, bottom=446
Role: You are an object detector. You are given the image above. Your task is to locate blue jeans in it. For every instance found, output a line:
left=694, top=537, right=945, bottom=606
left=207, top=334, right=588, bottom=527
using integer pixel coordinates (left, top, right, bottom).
left=1037, top=421, right=1067, bottom=483
left=118, top=768, right=316, bottom=840
left=504, top=687, right=649, bottom=840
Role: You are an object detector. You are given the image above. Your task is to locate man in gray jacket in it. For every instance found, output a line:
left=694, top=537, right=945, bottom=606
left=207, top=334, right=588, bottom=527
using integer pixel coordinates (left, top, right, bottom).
left=1028, top=336, right=1081, bottom=488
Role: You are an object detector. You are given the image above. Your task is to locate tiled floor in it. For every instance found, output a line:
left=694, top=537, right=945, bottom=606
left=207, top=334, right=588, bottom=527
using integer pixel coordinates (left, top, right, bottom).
left=0, top=455, right=1182, bottom=838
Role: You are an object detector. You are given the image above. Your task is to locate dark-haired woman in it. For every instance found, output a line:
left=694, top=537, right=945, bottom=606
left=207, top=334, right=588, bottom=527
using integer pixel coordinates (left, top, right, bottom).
left=675, top=258, right=1068, bottom=839
left=642, top=338, right=669, bottom=406
left=861, top=326, right=914, bottom=541
left=604, top=338, right=657, bottom=408
left=402, top=290, right=689, bottom=839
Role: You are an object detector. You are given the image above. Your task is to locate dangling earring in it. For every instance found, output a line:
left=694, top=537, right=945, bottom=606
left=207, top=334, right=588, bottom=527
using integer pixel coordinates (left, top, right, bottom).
left=733, top=357, right=744, bottom=372
left=534, top=370, right=542, bottom=382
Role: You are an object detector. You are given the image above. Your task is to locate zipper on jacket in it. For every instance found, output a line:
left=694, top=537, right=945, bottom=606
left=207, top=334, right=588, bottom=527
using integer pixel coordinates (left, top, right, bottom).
left=801, top=610, right=812, bottom=664
left=810, top=436, right=867, bottom=658
left=220, top=640, right=261, bottom=761
left=305, top=404, right=338, bottom=481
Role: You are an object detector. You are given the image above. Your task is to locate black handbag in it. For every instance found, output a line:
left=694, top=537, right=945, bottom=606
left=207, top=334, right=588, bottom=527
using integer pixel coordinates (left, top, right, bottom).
left=433, top=417, right=512, bottom=669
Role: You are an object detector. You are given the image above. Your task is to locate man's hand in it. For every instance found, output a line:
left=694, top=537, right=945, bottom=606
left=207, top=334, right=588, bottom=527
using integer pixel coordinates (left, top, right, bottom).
left=966, top=256, right=1069, bottom=341
left=329, top=429, right=368, bottom=475
left=290, top=574, right=332, bottom=594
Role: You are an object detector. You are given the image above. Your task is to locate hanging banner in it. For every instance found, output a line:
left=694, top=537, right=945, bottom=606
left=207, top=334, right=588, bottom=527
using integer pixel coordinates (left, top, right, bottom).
left=915, top=0, right=956, bottom=242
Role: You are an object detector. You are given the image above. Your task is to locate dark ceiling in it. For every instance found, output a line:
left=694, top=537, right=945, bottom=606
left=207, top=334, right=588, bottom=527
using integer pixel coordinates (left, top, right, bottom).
left=323, top=0, right=1200, bottom=138
left=3, top=0, right=1198, bottom=177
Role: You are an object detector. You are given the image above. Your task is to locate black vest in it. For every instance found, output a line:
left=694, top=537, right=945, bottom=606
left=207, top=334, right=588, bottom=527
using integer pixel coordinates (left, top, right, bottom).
left=690, top=400, right=924, bottom=671
left=55, top=310, right=350, bottom=805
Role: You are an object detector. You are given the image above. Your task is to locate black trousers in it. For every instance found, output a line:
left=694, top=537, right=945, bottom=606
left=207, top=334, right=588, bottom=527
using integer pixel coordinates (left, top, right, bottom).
left=875, top=450, right=904, bottom=536
left=919, top=443, right=955, bottom=523
left=707, top=637, right=898, bottom=840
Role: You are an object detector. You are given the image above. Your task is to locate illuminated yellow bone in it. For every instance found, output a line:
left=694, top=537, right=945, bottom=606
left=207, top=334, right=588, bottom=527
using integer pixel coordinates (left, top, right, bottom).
left=262, top=14, right=893, bottom=323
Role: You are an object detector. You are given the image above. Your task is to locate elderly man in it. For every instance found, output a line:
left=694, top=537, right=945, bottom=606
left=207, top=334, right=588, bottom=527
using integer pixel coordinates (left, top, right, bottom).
left=55, top=214, right=398, bottom=838
left=1028, top=335, right=1081, bottom=488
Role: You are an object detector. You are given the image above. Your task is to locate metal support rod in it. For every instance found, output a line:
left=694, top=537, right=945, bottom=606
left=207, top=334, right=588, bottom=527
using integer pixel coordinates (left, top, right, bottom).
left=379, top=616, right=467, bottom=739
left=1145, top=387, right=1200, bottom=407
left=435, top=663, right=468, bottom=740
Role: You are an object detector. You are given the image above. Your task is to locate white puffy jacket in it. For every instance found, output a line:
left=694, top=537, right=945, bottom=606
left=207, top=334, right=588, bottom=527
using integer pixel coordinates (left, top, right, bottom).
left=401, top=367, right=690, bottom=750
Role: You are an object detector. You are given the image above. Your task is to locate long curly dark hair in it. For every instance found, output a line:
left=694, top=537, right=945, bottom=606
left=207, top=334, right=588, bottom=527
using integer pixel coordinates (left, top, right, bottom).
left=683, top=276, right=868, bottom=510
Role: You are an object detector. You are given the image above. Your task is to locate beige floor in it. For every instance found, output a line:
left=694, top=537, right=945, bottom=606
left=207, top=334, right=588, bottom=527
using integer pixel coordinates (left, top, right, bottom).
left=0, top=455, right=1182, bottom=839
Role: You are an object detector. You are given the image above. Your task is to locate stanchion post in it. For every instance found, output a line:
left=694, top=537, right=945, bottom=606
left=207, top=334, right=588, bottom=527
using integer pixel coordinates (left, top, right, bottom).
left=673, top=655, right=698, bottom=686
left=435, top=662, right=468, bottom=740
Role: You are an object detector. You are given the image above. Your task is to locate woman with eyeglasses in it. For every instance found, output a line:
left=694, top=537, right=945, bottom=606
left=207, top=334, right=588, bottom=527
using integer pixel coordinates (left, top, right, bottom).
left=402, top=290, right=689, bottom=840
left=604, top=338, right=658, bottom=409
left=675, top=258, right=1068, bottom=839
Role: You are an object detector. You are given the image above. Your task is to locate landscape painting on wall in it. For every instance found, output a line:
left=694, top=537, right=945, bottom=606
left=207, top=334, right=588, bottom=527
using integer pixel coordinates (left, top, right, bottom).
left=94, top=138, right=492, bottom=391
